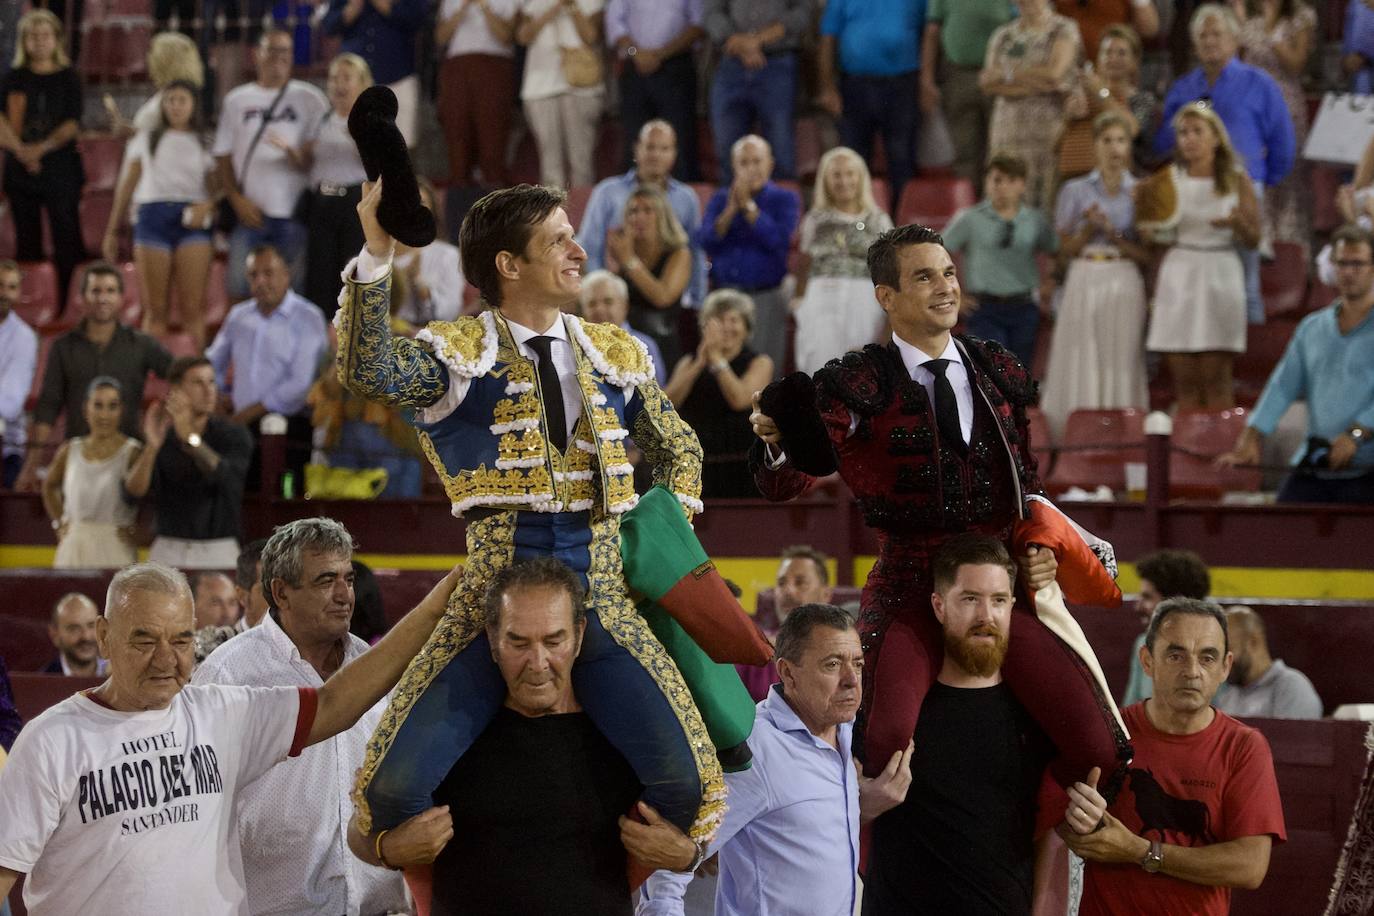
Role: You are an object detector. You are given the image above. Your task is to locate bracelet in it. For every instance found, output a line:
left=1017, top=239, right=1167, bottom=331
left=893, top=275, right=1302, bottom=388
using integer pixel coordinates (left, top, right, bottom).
left=374, top=829, right=400, bottom=870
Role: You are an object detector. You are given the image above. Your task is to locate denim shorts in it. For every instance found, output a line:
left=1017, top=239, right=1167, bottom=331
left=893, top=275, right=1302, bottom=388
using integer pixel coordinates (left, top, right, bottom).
left=133, top=200, right=212, bottom=251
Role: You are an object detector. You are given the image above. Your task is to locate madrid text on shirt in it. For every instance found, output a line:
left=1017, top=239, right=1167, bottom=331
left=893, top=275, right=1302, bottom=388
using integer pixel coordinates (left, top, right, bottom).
left=76, top=727, right=225, bottom=833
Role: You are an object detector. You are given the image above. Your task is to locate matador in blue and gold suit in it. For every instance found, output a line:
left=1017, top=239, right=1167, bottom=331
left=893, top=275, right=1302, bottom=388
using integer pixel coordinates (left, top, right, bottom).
left=336, top=258, right=726, bottom=844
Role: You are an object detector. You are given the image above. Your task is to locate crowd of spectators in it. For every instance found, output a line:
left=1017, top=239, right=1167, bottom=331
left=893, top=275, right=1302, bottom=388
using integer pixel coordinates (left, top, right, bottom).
left=0, top=0, right=1370, bottom=544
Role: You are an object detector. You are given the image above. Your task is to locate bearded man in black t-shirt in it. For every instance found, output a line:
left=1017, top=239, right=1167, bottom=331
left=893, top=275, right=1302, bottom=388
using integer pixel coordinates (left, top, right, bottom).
left=864, top=535, right=1108, bottom=916
left=347, top=557, right=704, bottom=915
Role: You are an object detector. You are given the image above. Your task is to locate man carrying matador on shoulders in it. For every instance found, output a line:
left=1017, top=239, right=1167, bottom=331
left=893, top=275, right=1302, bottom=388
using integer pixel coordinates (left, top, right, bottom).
left=334, top=90, right=768, bottom=873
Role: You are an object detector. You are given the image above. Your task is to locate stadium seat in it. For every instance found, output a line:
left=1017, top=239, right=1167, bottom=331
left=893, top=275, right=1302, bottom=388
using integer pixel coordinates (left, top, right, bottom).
left=1307, top=279, right=1338, bottom=313
left=1024, top=406, right=1054, bottom=479
left=1310, top=165, right=1343, bottom=235
left=77, top=135, right=126, bottom=192
left=896, top=176, right=976, bottom=230
left=870, top=178, right=891, bottom=215
left=564, top=185, right=594, bottom=230
left=79, top=190, right=117, bottom=260
left=1169, top=407, right=1262, bottom=498
left=794, top=116, right=823, bottom=182
left=1235, top=318, right=1298, bottom=404
left=79, top=25, right=110, bottom=81
left=691, top=182, right=717, bottom=216
left=108, top=22, right=153, bottom=81
left=1259, top=241, right=1308, bottom=318
left=15, top=262, right=60, bottom=328
left=1044, top=408, right=1147, bottom=496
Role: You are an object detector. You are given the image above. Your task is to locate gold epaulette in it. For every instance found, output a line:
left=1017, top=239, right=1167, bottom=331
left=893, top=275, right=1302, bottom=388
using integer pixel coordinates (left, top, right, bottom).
left=567, top=316, right=654, bottom=388
left=415, top=312, right=499, bottom=379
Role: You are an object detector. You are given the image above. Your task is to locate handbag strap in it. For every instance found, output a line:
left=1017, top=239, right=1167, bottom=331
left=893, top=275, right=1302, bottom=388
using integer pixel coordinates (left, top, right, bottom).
left=235, top=80, right=292, bottom=187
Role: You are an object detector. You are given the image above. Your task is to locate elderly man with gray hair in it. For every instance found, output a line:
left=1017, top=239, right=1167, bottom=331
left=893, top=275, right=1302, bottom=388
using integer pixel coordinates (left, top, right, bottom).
left=192, top=517, right=414, bottom=915
left=579, top=269, right=668, bottom=386
left=0, top=557, right=459, bottom=914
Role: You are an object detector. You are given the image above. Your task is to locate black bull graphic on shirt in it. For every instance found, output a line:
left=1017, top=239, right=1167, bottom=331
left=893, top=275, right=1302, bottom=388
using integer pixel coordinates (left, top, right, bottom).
left=1129, top=767, right=1214, bottom=844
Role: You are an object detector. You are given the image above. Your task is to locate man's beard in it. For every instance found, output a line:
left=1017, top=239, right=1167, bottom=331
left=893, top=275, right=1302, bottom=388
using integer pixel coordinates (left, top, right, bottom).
left=944, top=625, right=1008, bottom=678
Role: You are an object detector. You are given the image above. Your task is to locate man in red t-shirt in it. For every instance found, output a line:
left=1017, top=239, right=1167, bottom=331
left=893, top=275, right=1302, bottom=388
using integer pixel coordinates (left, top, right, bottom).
left=1062, top=597, right=1286, bottom=916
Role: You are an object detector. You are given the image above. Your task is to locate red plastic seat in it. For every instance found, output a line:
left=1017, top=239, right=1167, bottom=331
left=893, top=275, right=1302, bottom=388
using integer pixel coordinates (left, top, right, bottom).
left=1306, top=279, right=1338, bottom=313
left=79, top=190, right=117, bottom=260
left=15, top=262, right=60, bottom=328
left=1310, top=165, right=1343, bottom=235
left=870, top=178, right=891, bottom=216
left=1024, top=406, right=1055, bottom=480
left=78, top=135, right=126, bottom=192
left=1234, top=319, right=1298, bottom=404
left=108, top=23, right=153, bottom=81
left=564, top=185, right=594, bottom=230
left=794, top=116, right=823, bottom=182
left=1044, top=408, right=1147, bottom=495
left=897, top=176, right=977, bottom=230
left=690, top=182, right=717, bottom=217
left=80, top=25, right=110, bottom=81
left=1260, top=241, right=1308, bottom=318
left=1169, top=408, right=1262, bottom=498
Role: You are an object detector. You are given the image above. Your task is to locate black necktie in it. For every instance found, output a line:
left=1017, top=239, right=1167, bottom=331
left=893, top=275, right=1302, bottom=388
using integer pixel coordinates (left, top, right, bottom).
left=926, top=358, right=964, bottom=451
left=527, top=335, right=567, bottom=452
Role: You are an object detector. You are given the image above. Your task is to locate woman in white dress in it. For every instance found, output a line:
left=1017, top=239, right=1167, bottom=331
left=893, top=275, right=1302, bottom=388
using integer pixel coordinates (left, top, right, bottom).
left=791, top=146, right=893, bottom=375
left=41, top=378, right=141, bottom=568
left=1143, top=102, right=1259, bottom=410
left=1040, top=111, right=1150, bottom=436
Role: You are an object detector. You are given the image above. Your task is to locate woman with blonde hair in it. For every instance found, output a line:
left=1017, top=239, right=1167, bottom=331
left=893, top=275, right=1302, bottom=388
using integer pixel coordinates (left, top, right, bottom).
left=0, top=9, right=85, bottom=304
left=792, top=146, right=893, bottom=374
left=1144, top=102, right=1259, bottom=409
left=665, top=289, right=774, bottom=498
left=124, top=31, right=205, bottom=133
left=606, top=184, right=691, bottom=368
left=1041, top=111, right=1150, bottom=434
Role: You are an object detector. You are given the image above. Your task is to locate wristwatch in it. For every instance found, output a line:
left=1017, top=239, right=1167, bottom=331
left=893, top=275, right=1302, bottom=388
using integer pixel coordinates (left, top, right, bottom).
left=185, top=433, right=203, bottom=449
left=677, top=840, right=708, bottom=874
left=1140, top=839, right=1163, bottom=874
left=1349, top=426, right=1369, bottom=444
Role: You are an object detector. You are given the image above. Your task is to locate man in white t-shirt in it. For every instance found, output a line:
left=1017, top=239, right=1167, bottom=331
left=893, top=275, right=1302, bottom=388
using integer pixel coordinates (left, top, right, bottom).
left=192, top=518, right=409, bottom=916
left=0, top=559, right=458, bottom=915
left=213, top=28, right=330, bottom=300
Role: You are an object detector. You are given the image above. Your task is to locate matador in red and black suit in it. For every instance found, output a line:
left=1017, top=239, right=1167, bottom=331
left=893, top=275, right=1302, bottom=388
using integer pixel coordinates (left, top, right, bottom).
left=750, top=226, right=1130, bottom=796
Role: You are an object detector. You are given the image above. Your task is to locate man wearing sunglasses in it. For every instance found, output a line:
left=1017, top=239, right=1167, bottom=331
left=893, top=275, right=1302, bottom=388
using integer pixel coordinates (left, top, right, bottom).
left=1217, top=224, right=1374, bottom=503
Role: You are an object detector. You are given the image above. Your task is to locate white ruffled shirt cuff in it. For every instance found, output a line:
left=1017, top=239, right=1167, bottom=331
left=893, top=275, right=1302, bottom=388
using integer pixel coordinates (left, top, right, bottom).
left=354, top=245, right=395, bottom=283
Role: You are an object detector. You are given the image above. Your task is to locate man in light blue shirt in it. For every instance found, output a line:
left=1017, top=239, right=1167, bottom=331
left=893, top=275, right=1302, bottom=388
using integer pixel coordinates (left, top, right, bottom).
left=579, top=120, right=707, bottom=307
left=1218, top=225, right=1374, bottom=503
left=638, top=604, right=912, bottom=916
left=206, top=244, right=329, bottom=490
left=1155, top=4, right=1294, bottom=325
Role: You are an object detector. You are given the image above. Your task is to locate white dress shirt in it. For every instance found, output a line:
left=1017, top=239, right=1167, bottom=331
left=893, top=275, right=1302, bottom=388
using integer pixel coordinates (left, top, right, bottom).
left=891, top=333, right=973, bottom=444
left=352, top=246, right=632, bottom=436
left=191, top=615, right=409, bottom=916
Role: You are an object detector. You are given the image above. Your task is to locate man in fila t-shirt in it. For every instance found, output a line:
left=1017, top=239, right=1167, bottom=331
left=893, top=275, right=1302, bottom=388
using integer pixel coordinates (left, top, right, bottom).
left=0, top=559, right=458, bottom=915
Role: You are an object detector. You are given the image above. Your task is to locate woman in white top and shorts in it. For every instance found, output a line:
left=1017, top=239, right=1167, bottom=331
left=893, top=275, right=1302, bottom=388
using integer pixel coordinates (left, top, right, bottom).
left=104, top=79, right=216, bottom=347
left=41, top=377, right=141, bottom=569
left=1143, top=102, right=1260, bottom=410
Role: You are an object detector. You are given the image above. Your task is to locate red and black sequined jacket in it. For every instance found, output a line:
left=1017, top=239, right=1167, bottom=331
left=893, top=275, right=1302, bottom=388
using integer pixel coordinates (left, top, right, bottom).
left=752, top=336, right=1043, bottom=624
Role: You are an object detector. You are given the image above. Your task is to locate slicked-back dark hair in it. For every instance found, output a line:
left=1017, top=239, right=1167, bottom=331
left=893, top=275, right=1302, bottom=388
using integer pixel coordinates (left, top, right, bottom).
left=459, top=184, right=568, bottom=307
left=1136, top=549, right=1210, bottom=600
left=1144, top=597, right=1229, bottom=655
left=932, top=533, right=1016, bottom=594
left=483, top=556, right=586, bottom=636
left=775, top=603, right=855, bottom=664
left=867, top=224, right=946, bottom=290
